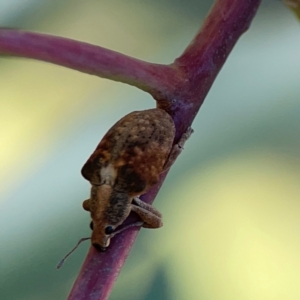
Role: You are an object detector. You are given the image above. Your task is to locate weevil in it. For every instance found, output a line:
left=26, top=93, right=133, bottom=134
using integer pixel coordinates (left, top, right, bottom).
left=81, top=108, right=192, bottom=251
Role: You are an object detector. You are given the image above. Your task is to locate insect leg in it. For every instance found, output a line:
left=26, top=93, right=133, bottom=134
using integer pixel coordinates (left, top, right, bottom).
left=131, top=199, right=163, bottom=228
left=132, top=197, right=162, bottom=217
left=163, top=126, right=193, bottom=171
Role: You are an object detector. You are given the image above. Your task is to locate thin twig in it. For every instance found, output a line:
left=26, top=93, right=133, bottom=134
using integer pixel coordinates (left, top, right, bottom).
left=0, top=29, right=182, bottom=96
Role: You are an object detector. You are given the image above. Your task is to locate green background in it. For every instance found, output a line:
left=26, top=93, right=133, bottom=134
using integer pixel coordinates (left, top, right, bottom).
left=1, top=0, right=300, bottom=299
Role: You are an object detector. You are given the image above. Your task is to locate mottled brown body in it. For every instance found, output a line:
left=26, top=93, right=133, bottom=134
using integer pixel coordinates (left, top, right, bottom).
left=81, top=108, right=176, bottom=251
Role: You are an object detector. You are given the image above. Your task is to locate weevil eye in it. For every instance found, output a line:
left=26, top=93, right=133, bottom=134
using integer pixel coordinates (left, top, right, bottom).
left=105, top=226, right=114, bottom=235
left=90, top=221, right=93, bottom=230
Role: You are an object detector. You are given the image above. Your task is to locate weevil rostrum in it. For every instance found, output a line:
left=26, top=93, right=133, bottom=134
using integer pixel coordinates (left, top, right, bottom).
left=81, top=108, right=192, bottom=251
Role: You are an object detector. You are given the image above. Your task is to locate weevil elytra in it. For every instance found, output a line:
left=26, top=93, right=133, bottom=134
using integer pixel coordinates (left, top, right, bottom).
left=81, top=108, right=192, bottom=251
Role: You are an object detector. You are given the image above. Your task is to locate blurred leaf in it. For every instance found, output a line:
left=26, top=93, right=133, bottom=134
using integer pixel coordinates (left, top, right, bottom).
left=283, top=0, right=300, bottom=20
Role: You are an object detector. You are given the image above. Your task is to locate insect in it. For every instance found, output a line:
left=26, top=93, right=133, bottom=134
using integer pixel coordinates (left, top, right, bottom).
left=81, top=108, right=192, bottom=251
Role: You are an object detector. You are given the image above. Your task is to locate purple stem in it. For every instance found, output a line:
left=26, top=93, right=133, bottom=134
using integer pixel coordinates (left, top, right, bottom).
left=0, top=0, right=261, bottom=299
left=162, top=0, right=262, bottom=134
left=0, top=30, right=182, bottom=96
left=71, top=1, right=261, bottom=299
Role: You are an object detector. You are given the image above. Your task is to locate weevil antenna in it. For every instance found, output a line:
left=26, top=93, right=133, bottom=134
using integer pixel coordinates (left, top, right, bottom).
left=109, top=221, right=144, bottom=238
left=57, top=237, right=90, bottom=269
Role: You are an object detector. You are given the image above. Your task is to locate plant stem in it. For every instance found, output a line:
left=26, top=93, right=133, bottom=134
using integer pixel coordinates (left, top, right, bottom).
left=0, top=0, right=261, bottom=299
left=69, top=1, right=261, bottom=299
left=0, top=29, right=182, bottom=95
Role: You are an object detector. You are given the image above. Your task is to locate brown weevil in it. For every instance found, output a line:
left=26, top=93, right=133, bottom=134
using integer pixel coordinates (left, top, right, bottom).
left=81, top=108, right=192, bottom=251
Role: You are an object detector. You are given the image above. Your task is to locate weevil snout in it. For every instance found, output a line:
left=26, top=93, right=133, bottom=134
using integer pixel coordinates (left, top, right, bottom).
left=92, top=242, right=107, bottom=252
left=91, top=223, right=112, bottom=251
left=91, top=235, right=111, bottom=251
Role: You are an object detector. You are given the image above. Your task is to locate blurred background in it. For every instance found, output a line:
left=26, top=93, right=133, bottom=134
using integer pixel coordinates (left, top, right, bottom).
left=1, top=0, right=300, bottom=299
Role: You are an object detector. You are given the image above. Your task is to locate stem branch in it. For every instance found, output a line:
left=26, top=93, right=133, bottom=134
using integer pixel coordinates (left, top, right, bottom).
left=0, top=0, right=262, bottom=299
